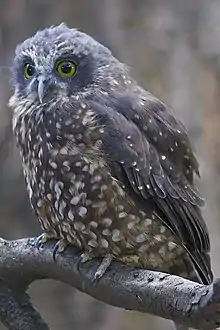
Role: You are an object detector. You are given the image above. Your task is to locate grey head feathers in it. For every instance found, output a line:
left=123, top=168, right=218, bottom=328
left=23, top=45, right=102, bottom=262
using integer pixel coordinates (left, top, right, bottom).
left=14, top=23, right=112, bottom=66
left=11, top=23, right=126, bottom=103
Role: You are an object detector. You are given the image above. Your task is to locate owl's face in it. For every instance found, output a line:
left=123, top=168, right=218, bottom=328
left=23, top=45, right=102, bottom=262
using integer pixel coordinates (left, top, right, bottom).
left=11, top=24, right=116, bottom=104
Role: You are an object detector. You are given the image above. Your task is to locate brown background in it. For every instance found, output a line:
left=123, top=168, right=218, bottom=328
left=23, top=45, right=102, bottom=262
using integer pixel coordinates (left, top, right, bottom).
left=0, top=0, right=220, bottom=329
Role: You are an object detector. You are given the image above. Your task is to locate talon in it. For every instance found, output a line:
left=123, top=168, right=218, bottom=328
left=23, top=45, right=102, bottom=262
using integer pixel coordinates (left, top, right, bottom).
left=36, top=233, right=53, bottom=250
left=76, top=252, right=93, bottom=273
left=52, top=239, right=68, bottom=261
left=91, top=254, right=113, bottom=285
left=91, top=272, right=102, bottom=286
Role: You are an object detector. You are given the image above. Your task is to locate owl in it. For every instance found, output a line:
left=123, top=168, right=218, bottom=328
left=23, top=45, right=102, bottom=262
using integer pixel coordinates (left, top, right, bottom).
left=9, top=23, right=212, bottom=285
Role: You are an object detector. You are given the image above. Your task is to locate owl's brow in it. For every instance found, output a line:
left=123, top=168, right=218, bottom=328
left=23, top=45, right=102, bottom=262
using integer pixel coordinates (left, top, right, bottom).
left=16, top=55, right=34, bottom=67
left=56, top=42, right=75, bottom=52
left=20, top=49, right=37, bottom=60
left=52, top=51, right=81, bottom=66
left=55, top=51, right=75, bottom=59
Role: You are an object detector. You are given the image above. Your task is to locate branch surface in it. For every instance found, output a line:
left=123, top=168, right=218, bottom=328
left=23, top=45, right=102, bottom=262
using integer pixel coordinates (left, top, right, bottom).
left=0, top=237, right=219, bottom=330
left=0, top=280, right=48, bottom=330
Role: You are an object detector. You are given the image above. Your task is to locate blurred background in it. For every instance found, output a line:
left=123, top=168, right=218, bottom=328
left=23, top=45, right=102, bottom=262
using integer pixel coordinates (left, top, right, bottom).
left=0, top=0, right=220, bottom=329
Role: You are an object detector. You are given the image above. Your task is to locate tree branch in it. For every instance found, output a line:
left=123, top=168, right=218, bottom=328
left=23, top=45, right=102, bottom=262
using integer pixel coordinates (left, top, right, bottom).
left=0, top=237, right=219, bottom=330
left=0, top=280, right=48, bottom=330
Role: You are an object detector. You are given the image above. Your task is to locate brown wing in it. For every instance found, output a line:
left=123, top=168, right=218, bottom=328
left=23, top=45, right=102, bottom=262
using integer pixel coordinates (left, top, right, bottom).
left=87, top=89, right=212, bottom=284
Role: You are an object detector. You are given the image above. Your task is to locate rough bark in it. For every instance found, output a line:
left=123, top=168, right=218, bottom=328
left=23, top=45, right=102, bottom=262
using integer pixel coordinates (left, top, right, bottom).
left=0, top=237, right=219, bottom=330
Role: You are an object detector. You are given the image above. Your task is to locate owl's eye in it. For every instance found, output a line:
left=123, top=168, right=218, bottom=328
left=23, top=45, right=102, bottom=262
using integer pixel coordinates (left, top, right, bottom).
left=24, top=63, right=35, bottom=79
left=56, top=60, right=76, bottom=78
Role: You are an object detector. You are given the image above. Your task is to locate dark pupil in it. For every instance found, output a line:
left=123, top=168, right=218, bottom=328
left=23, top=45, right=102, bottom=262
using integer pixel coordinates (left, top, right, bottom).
left=61, top=63, right=72, bottom=74
left=26, top=64, right=34, bottom=76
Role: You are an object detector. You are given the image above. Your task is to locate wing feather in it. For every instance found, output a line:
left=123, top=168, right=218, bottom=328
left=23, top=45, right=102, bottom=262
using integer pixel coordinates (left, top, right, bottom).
left=86, top=90, right=212, bottom=284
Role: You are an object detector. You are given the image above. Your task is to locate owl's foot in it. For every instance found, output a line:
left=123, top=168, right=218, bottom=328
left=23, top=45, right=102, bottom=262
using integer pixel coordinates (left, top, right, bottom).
left=76, top=252, right=114, bottom=285
left=36, top=234, right=68, bottom=261
left=92, top=254, right=114, bottom=285
left=52, top=239, right=68, bottom=261
left=76, top=252, right=93, bottom=272
left=36, top=232, right=55, bottom=249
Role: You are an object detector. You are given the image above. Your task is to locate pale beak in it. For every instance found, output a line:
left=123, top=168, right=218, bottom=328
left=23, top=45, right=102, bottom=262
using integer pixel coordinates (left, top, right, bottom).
left=37, top=76, right=46, bottom=104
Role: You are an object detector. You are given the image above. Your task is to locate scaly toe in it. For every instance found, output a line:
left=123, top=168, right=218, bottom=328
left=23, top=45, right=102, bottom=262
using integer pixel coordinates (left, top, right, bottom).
left=91, top=254, right=113, bottom=286
left=53, top=239, right=68, bottom=261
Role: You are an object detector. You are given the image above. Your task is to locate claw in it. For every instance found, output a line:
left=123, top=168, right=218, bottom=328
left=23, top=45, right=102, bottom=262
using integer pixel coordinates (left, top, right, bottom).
left=52, top=239, right=68, bottom=261
left=76, top=253, right=114, bottom=285
left=76, top=252, right=93, bottom=273
left=36, top=233, right=53, bottom=250
left=91, top=254, right=113, bottom=285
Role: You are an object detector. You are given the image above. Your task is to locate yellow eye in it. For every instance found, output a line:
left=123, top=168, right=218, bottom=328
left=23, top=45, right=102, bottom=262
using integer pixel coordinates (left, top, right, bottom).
left=56, top=60, right=76, bottom=78
left=24, top=63, right=35, bottom=79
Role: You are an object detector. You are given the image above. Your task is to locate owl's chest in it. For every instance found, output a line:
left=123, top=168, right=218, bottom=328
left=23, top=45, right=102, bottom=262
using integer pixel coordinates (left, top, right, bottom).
left=22, top=144, right=88, bottom=207
left=22, top=139, right=116, bottom=223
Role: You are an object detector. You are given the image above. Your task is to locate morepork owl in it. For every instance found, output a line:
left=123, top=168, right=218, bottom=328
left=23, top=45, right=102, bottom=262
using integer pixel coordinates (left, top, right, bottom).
left=9, top=23, right=213, bottom=286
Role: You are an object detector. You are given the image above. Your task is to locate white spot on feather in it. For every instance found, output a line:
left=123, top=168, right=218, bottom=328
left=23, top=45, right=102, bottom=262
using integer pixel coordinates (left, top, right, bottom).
left=67, top=210, right=74, bottom=221
left=78, top=206, right=87, bottom=217
left=100, top=238, right=109, bottom=248
left=102, top=228, right=111, bottom=236
left=102, top=218, right=112, bottom=227
left=112, top=229, right=121, bottom=242
left=88, top=239, right=98, bottom=247
left=54, top=181, right=64, bottom=198
left=70, top=196, right=80, bottom=205
left=119, top=212, right=127, bottom=218
left=135, top=233, right=146, bottom=243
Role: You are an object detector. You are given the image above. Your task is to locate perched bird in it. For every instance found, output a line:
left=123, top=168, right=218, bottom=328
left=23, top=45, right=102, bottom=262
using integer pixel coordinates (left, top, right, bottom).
left=10, top=23, right=212, bottom=286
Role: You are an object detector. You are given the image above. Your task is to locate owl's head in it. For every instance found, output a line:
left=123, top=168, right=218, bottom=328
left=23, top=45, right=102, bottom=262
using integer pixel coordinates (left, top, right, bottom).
left=11, top=23, right=119, bottom=104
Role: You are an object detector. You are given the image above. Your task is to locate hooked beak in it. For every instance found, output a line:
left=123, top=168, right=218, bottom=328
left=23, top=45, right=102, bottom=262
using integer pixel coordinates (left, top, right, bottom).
left=37, top=76, right=46, bottom=104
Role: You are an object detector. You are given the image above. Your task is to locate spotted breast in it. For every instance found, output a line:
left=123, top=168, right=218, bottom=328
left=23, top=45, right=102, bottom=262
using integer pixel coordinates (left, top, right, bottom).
left=11, top=96, right=188, bottom=277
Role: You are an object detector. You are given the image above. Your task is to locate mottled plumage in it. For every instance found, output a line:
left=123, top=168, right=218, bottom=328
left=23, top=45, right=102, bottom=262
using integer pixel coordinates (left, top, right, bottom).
left=9, top=23, right=212, bottom=284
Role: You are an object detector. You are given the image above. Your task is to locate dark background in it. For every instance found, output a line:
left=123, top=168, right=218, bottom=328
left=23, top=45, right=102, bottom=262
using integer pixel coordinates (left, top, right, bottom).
left=0, top=1, right=220, bottom=329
